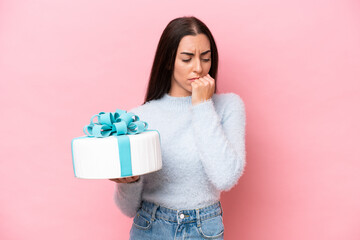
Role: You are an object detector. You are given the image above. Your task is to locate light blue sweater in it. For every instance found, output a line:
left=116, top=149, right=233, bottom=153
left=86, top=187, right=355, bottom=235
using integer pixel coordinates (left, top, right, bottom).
left=114, top=92, right=246, bottom=218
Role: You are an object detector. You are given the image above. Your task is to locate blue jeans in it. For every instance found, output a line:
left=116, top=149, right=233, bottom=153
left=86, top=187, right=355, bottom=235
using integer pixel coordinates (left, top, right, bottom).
left=129, top=200, right=224, bottom=239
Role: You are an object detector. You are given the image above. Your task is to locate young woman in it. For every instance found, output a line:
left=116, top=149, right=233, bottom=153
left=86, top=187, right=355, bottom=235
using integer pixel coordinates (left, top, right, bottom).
left=109, top=16, right=246, bottom=239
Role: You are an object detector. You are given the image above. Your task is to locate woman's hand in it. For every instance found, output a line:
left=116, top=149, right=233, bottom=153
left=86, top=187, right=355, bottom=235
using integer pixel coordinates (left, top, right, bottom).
left=109, top=176, right=140, bottom=183
left=191, top=73, right=215, bottom=106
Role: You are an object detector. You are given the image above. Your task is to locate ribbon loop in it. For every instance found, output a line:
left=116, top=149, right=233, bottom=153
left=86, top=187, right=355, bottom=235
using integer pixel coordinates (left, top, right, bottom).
left=99, top=112, right=114, bottom=126
left=119, top=112, right=134, bottom=125
left=83, top=109, right=148, bottom=138
left=127, top=121, right=148, bottom=134
left=113, top=121, right=128, bottom=135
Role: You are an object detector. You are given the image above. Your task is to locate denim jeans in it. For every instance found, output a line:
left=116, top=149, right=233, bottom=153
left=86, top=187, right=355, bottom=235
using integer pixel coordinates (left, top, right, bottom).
left=129, top=200, right=224, bottom=239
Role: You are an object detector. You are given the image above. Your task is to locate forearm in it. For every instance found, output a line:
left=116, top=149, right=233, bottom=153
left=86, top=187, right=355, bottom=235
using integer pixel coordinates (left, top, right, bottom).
left=113, top=177, right=144, bottom=218
left=190, top=95, right=246, bottom=191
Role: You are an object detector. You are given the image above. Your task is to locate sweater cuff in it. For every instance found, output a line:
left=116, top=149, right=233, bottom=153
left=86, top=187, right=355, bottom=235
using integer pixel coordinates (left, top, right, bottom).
left=190, top=98, right=214, bottom=111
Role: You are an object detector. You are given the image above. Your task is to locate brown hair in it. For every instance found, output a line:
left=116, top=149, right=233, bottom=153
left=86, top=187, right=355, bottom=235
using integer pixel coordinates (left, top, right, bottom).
left=143, top=16, right=219, bottom=104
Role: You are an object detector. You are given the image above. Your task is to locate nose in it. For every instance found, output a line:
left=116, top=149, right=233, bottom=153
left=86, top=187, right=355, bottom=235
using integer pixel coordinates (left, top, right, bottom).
left=193, top=57, right=202, bottom=74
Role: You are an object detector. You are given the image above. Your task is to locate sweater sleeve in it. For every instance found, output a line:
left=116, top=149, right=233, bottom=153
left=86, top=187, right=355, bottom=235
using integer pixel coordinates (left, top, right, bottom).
left=190, top=93, right=246, bottom=192
left=113, top=177, right=144, bottom=218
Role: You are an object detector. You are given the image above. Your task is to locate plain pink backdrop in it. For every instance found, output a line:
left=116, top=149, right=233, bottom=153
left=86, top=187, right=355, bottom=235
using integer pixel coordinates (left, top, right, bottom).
left=1, top=0, right=359, bottom=239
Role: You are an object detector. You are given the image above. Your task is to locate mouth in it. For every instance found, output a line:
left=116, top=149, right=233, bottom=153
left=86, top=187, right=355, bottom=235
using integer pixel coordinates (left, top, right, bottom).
left=189, top=77, right=199, bottom=81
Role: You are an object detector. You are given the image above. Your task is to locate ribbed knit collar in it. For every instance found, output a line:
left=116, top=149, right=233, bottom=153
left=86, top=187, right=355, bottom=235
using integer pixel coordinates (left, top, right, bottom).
left=157, top=93, right=193, bottom=111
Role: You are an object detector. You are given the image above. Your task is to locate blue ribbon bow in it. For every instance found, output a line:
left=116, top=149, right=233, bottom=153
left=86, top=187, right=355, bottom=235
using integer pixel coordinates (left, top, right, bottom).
left=83, top=109, right=148, bottom=138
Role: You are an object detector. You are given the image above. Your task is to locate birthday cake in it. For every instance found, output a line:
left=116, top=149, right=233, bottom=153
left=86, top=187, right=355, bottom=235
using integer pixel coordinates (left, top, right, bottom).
left=71, top=109, right=162, bottom=179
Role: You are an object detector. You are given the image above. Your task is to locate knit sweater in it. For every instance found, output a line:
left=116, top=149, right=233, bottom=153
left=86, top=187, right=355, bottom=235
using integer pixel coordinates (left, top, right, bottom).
left=113, top=92, right=246, bottom=218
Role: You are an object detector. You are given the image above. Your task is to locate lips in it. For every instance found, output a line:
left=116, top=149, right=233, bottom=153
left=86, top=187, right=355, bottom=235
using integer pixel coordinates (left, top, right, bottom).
left=189, top=77, right=199, bottom=81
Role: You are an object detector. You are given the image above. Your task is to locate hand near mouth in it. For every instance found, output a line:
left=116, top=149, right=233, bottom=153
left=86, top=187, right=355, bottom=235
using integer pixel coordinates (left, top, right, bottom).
left=190, top=74, right=215, bottom=106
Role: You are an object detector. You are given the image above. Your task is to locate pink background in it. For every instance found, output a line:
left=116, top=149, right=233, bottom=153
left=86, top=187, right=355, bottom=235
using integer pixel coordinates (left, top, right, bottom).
left=1, top=0, right=360, bottom=239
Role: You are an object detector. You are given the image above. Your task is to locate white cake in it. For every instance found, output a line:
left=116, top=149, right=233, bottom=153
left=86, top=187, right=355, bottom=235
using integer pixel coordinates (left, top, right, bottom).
left=71, top=130, right=162, bottom=179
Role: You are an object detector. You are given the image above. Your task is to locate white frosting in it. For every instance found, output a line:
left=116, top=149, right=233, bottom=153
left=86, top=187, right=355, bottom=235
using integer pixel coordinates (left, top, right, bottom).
left=72, top=131, right=162, bottom=179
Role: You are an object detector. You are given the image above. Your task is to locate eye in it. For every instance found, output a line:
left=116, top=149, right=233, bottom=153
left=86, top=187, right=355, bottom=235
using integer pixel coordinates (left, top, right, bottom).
left=182, top=58, right=211, bottom=63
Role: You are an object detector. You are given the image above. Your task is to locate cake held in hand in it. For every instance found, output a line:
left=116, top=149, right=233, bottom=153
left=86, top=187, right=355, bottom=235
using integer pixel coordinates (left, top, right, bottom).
left=71, top=109, right=162, bottom=179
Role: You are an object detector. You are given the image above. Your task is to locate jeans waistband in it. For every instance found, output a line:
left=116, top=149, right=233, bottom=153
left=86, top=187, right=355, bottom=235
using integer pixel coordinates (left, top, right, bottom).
left=139, top=200, right=223, bottom=225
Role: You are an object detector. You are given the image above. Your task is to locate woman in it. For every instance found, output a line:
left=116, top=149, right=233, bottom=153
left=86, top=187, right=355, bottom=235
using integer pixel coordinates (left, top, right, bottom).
left=110, top=16, right=246, bottom=239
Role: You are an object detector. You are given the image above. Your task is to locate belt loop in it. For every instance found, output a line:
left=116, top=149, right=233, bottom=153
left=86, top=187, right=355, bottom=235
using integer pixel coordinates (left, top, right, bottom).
left=196, top=209, right=201, bottom=228
left=219, top=201, right=223, bottom=216
left=176, top=210, right=180, bottom=225
left=151, top=203, right=159, bottom=222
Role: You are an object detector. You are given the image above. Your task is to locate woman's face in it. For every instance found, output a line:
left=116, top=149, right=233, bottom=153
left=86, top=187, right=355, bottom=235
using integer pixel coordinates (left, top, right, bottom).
left=169, top=33, right=212, bottom=97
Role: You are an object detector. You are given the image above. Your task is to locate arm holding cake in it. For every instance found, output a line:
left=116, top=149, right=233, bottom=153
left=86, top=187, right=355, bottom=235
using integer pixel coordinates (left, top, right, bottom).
left=112, top=176, right=144, bottom=218
left=190, top=75, right=246, bottom=192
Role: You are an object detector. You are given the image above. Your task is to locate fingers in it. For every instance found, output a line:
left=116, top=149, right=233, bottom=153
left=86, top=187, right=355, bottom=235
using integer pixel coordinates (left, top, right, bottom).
left=192, top=74, right=215, bottom=94
left=194, top=74, right=214, bottom=86
left=127, top=176, right=139, bottom=182
left=191, top=73, right=215, bottom=105
left=109, top=176, right=139, bottom=183
left=109, top=178, right=123, bottom=183
left=202, top=74, right=215, bottom=86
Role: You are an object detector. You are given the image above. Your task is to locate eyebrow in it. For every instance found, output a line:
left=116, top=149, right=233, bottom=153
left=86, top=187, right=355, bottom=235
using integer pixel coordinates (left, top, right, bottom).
left=180, top=50, right=211, bottom=56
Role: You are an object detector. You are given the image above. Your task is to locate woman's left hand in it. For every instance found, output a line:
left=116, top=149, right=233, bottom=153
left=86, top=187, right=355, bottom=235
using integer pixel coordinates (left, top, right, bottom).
left=191, top=74, right=215, bottom=106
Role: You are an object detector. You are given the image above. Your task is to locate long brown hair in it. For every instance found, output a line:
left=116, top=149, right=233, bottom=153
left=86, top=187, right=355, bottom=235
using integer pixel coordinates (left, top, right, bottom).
left=143, top=16, right=219, bottom=104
